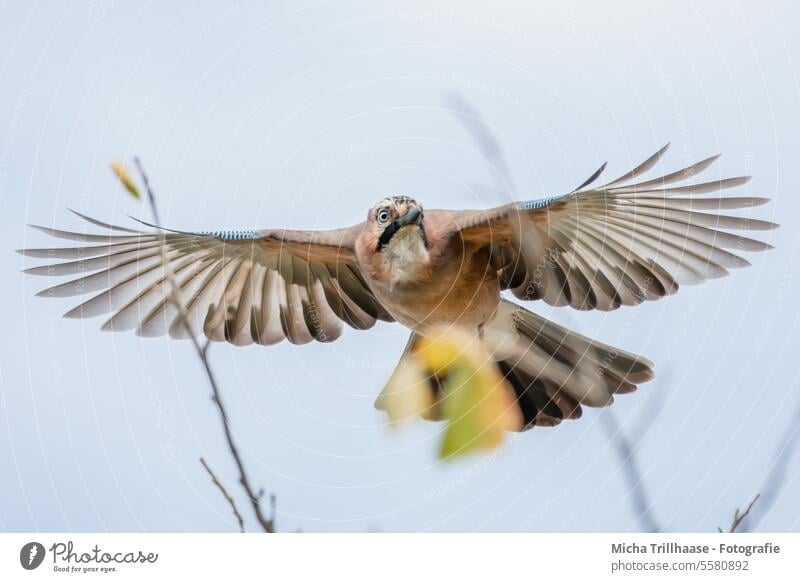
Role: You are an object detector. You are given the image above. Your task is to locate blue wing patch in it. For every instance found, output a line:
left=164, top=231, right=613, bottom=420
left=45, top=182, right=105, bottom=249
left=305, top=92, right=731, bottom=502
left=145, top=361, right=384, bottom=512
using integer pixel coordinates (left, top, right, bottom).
left=126, top=216, right=261, bottom=241
left=517, top=194, right=564, bottom=211
left=196, top=229, right=260, bottom=241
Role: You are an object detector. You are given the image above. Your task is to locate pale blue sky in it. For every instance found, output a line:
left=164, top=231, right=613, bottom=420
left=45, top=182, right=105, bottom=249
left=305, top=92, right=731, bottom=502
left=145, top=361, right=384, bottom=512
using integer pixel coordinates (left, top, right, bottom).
left=1, top=0, right=799, bottom=532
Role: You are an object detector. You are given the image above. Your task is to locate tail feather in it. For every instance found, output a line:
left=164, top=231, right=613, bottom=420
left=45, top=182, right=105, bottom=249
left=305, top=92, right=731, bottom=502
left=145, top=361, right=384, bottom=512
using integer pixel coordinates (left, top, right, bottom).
left=487, top=299, right=654, bottom=429
left=377, top=299, right=654, bottom=430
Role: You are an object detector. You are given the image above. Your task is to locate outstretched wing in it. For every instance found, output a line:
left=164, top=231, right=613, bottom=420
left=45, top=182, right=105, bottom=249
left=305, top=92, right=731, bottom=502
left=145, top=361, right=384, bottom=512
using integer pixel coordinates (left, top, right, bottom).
left=19, top=211, right=392, bottom=345
left=441, top=145, right=778, bottom=311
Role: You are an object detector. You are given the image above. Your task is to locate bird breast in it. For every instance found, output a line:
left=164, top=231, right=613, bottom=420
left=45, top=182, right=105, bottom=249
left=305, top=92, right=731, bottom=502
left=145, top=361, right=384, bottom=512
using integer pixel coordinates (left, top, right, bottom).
left=364, top=235, right=500, bottom=333
left=382, top=228, right=430, bottom=288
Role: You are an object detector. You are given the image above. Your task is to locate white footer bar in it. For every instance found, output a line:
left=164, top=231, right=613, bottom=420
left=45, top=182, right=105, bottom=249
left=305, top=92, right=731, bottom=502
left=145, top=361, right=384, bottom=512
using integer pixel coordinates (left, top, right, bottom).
left=1, top=533, right=797, bottom=581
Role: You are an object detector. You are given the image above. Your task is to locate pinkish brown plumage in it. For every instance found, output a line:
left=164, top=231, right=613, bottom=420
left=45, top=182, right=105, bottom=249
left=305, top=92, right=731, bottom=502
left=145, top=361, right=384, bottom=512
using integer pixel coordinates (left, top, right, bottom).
left=20, top=145, right=777, bottom=429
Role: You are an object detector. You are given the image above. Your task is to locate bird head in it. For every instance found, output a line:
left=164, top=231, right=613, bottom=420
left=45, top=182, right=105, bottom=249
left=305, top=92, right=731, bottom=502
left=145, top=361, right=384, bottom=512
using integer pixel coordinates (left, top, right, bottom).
left=368, top=196, right=426, bottom=252
left=355, top=196, right=431, bottom=287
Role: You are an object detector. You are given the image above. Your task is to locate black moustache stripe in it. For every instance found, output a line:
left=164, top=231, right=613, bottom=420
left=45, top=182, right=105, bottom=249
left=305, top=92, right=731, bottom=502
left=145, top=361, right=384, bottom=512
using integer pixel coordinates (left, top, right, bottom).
left=376, top=220, right=401, bottom=251
left=376, top=221, right=427, bottom=252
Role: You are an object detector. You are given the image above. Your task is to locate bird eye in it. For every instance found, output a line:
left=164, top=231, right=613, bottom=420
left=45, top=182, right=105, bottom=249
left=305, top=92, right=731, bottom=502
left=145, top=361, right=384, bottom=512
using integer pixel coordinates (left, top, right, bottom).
left=377, top=209, right=390, bottom=223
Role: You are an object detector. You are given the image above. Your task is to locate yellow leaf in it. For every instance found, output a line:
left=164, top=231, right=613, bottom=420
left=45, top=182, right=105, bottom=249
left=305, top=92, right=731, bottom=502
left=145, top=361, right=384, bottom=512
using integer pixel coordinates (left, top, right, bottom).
left=110, top=161, right=141, bottom=199
left=386, top=327, right=522, bottom=459
left=377, top=357, right=435, bottom=426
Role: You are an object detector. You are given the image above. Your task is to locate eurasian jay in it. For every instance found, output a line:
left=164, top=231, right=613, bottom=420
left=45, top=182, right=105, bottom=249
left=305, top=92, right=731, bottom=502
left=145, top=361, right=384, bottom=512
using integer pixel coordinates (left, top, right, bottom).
left=21, top=145, right=776, bottom=429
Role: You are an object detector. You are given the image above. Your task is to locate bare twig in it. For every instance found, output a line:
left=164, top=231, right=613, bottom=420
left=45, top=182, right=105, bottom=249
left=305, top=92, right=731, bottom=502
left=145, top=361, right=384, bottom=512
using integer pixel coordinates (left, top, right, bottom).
left=133, top=157, right=275, bottom=533
left=630, top=368, right=672, bottom=444
left=720, top=494, right=760, bottom=533
left=133, top=157, right=161, bottom=227
left=200, top=457, right=245, bottom=532
left=601, top=411, right=662, bottom=533
left=741, top=399, right=800, bottom=532
left=445, top=91, right=516, bottom=199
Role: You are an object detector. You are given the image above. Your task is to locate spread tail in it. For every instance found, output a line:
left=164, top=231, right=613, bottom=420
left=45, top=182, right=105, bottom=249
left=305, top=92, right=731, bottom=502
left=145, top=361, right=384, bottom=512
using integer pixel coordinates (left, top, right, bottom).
left=376, top=299, right=654, bottom=430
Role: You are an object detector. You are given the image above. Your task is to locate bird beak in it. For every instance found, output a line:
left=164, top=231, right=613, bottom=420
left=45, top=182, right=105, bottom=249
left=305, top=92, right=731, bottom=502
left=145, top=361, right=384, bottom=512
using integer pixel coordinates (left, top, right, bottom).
left=375, top=206, right=424, bottom=251
left=396, top=205, right=422, bottom=227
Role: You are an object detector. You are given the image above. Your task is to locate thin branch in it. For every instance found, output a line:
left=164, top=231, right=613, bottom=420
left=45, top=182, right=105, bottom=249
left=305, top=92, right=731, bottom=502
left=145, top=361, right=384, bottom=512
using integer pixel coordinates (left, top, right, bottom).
left=630, top=367, right=672, bottom=444
left=133, top=157, right=161, bottom=227
left=133, top=157, right=275, bottom=533
left=601, top=411, right=662, bottom=533
left=741, top=398, right=800, bottom=532
left=200, top=457, right=245, bottom=532
left=719, top=494, right=760, bottom=533
left=445, top=91, right=516, bottom=198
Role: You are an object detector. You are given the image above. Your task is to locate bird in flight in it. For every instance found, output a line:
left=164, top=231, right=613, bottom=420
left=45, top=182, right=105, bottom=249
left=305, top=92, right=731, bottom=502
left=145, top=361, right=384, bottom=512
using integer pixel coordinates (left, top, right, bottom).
left=21, top=145, right=776, bottom=429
